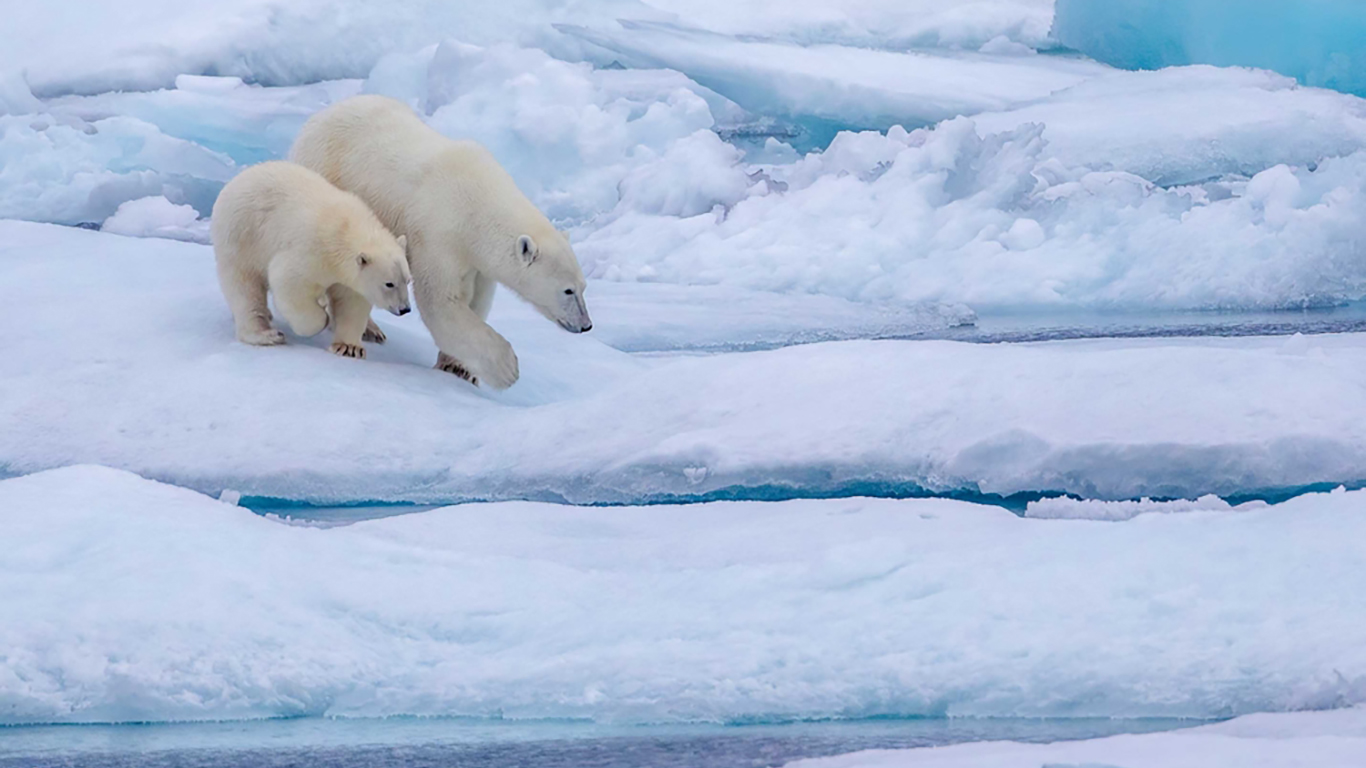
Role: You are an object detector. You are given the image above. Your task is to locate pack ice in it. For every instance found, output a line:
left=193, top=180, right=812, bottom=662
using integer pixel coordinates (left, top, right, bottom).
left=7, top=219, right=1366, bottom=505
left=2, top=465, right=1365, bottom=724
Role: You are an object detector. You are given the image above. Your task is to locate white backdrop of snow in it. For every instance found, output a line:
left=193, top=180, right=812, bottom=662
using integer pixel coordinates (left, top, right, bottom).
left=4, top=35, right=1366, bottom=309
left=3, top=465, right=1366, bottom=725
left=2, top=0, right=1057, bottom=98
left=5, top=220, right=1366, bottom=505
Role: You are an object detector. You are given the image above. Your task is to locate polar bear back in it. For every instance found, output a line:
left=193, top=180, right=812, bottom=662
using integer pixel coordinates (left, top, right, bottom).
left=290, top=95, right=554, bottom=251
left=210, top=160, right=405, bottom=288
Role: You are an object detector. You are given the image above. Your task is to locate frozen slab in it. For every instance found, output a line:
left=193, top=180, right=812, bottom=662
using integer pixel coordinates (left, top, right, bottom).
left=639, top=0, right=1056, bottom=51
left=1, top=0, right=668, bottom=98
left=584, top=282, right=974, bottom=353
left=366, top=41, right=743, bottom=223
left=0, top=111, right=236, bottom=225
left=560, top=21, right=1111, bottom=136
left=100, top=196, right=211, bottom=243
left=4, top=465, right=1366, bottom=724
left=578, top=117, right=1366, bottom=311
left=788, top=709, right=1366, bottom=767
left=973, top=66, right=1366, bottom=186
left=47, top=77, right=363, bottom=167
left=6, top=221, right=1366, bottom=505
left=1054, top=0, right=1366, bottom=98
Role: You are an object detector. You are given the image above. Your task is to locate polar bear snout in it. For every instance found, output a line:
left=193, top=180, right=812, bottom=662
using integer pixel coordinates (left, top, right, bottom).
left=556, top=291, right=592, bottom=333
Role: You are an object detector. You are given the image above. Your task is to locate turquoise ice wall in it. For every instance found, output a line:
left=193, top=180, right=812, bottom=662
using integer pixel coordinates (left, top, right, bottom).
left=1053, top=0, right=1366, bottom=97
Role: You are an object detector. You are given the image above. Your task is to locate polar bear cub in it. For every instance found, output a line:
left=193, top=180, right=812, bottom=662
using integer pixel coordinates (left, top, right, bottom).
left=211, top=161, right=411, bottom=358
left=290, top=95, right=591, bottom=389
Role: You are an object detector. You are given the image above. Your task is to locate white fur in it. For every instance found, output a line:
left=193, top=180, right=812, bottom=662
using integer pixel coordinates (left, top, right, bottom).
left=210, top=161, right=412, bottom=359
left=290, top=95, right=591, bottom=389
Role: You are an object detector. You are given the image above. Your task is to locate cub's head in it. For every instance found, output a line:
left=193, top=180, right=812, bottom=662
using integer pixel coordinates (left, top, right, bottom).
left=512, top=230, right=592, bottom=333
left=354, top=233, right=412, bottom=316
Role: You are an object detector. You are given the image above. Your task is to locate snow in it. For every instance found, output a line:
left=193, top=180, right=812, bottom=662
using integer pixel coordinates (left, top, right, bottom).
left=787, top=709, right=1366, bottom=767
left=6, top=220, right=1366, bottom=506
left=972, top=66, right=1366, bottom=187
left=1054, top=0, right=1366, bottom=98
left=1025, top=494, right=1259, bottom=522
left=368, top=41, right=740, bottom=224
left=4, top=464, right=1366, bottom=725
left=641, top=0, right=1056, bottom=51
left=4, top=0, right=1055, bottom=99
left=101, top=196, right=210, bottom=243
left=6, top=28, right=1366, bottom=311
left=48, top=76, right=363, bottom=167
left=0, top=108, right=236, bottom=225
left=559, top=21, right=1109, bottom=135
left=578, top=118, right=1366, bottom=311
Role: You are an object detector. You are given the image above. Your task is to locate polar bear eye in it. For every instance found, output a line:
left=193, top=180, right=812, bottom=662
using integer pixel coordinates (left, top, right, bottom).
left=385, top=282, right=396, bottom=288
left=564, top=289, right=574, bottom=295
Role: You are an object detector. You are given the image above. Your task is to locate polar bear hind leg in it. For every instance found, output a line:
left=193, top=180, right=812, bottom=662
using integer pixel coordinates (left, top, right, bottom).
left=219, top=262, right=284, bottom=346
left=269, top=259, right=329, bottom=338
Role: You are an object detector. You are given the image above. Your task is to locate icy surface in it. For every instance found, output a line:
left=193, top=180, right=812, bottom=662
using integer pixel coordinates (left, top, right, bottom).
left=4, top=465, right=1366, bottom=724
left=642, top=0, right=1056, bottom=51
left=6, top=221, right=1366, bottom=505
left=101, top=196, right=211, bottom=243
left=1025, top=494, right=1258, bottom=522
left=973, top=66, right=1366, bottom=186
left=560, top=21, right=1109, bottom=135
left=6, top=36, right=1366, bottom=309
left=365, top=41, right=742, bottom=223
left=0, top=109, right=236, bottom=225
left=1054, top=0, right=1366, bottom=98
left=788, top=708, right=1366, bottom=767
left=4, top=0, right=1055, bottom=98
left=578, top=118, right=1366, bottom=311
left=48, top=77, right=364, bottom=166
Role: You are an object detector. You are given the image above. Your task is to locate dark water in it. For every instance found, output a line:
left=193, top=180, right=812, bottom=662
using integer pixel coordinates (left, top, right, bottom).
left=0, top=717, right=1201, bottom=768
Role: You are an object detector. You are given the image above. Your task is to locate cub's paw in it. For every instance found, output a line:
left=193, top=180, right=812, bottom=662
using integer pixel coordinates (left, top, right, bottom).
left=362, top=319, right=387, bottom=344
left=240, top=329, right=286, bottom=346
left=330, top=341, right=366, bottom=359
left=435, top=352, right=478, bottom=385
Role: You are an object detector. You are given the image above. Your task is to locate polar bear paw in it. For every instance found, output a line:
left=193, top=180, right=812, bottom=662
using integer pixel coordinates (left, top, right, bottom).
left=475, top=336, right=519, bottom=390
left=240, top=328, right=286, bottom=346
left=435, top=352, right=478, bottom=385
left=362, top=319, right=387, bottom=344
left=330, top=341, right=366, bottom=359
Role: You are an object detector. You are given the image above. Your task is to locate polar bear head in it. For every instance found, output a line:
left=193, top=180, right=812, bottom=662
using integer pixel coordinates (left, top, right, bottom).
left=352, top=233, right=412, bottom=316
left=512, top=230, right=592, bottom=333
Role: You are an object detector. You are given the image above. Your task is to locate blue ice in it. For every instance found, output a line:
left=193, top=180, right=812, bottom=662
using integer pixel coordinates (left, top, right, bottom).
left=1054, top=0, right=1366, bottom=97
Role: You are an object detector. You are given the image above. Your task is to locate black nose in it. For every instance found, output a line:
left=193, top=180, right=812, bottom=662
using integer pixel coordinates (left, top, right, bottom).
left=580, top=322, right=592, bottom=333
left=398, top=307, right=411, bottom=316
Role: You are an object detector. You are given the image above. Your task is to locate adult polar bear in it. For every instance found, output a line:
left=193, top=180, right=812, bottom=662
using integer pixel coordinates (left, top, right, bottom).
left=291, top=95, right=591, bottom=389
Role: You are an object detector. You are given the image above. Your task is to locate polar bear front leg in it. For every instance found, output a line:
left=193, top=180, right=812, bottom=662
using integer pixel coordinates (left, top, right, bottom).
left=326, top=285, right=372, bottom=359
left=416, top=284, right=519, bottom=389
left=362, top=319, right=387, bottom=344
left=269, top=263, right=329, bottom=339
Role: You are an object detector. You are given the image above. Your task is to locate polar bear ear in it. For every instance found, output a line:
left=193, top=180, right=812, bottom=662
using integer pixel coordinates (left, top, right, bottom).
left=517, top=235, right=539, bottom=265
left=396, top=234, right=407, bottom=252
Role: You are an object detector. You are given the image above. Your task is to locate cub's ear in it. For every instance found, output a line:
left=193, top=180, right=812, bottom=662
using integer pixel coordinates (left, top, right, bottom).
left=396, top=234, right=407, bottom=252
left=517, top=234, right=538, bottom=265
left=357, top=253, right=370, bottom=268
